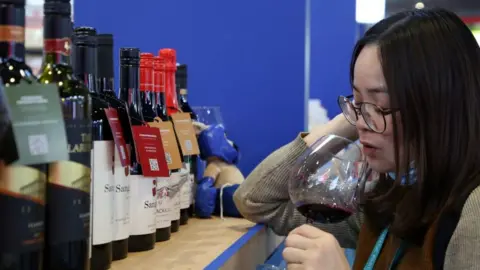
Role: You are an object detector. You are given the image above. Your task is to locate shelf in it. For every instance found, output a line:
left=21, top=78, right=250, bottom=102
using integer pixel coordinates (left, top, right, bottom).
left=111, top=217, right=255, bottom=270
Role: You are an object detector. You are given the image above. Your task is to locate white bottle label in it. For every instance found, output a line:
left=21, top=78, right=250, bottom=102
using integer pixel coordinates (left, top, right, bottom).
left=113, top=147, right=130, bottom=241
left=92, top=141, right=115, bottom=245
left=129, top=175, right=157, bottom=236
left=169, top=172, right=181, bottom=220
left=180, top=170, right=191, bottom=209
left=189, top=173, right=195, bottom=205
left=156, top=177, right=171, bottom=229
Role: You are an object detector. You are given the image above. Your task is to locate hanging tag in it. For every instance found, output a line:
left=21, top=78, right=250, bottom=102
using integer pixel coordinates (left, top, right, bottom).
left=1, top=82, right=69, bottom=165
left=104, top=108, right=130, bottom=167
left=148, top=121, right=183, bottom=170
left=170, top=112, right=200, bottom=155
left=131, top=125, right=169, bottom=177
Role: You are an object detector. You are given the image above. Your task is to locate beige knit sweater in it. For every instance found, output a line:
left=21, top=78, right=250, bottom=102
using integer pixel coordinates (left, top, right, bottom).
left=233, top=134, right=480, bottom=269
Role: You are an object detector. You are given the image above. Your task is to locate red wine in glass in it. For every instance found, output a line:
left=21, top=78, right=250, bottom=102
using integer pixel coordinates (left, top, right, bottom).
left=297, top=203, right=353, bottom=224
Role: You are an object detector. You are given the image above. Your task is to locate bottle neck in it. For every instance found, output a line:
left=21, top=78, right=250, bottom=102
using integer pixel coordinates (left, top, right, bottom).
left=98, top=76, right=115, bottom=97
left=43, top=13, right=71, bottom=65
left=0, top=4, right=26, bottom=61
left=72, top=43, right=97, bottom=93
left=119, top=63, right=143, bottom=122
left=165, top=69, right=179, bottom=115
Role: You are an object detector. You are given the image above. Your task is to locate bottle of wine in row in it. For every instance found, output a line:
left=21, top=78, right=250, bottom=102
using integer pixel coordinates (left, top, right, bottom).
left=152, top=56, right=172, bottom=242
left=118, top=48, right=156, bottom=252
left=38, top=1, right=91, bottom=269
left=0, top=0, right=45, bottom=269
left=158, top=49, right=182, bottom=233
left=71, top=27, right=114, bottom=270
left=175, top=64, right=196, bottom=220
left=96, top=34, right=130, bottom=261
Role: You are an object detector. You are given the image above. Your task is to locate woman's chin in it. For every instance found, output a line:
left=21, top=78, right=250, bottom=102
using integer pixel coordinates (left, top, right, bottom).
left=366, top=156, right=393, bottom=174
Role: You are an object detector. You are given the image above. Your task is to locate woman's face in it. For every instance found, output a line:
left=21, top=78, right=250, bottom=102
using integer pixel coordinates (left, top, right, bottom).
left=352, top=44, right=402, bottom=173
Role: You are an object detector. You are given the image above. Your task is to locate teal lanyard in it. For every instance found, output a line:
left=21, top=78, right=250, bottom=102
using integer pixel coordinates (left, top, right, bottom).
left=363, top=228, right=407, bottom=270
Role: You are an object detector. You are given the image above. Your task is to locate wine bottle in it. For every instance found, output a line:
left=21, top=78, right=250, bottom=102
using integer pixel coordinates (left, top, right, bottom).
left=0, top=0, right=45, bottom=269
left=151, top=56, right=172, bottom=242
left=140, top=53, right=156, bottom=123
left=158, top=49, right=182, bottom=232
left=118, top=48, right=156, bottom=252
left=71, top=27, right=114, bottom=270
left=38, top=1, right=91, bottom=269
left=175, top=64, right=197, bottom=219
left=96, top=33, right=130, bottom=261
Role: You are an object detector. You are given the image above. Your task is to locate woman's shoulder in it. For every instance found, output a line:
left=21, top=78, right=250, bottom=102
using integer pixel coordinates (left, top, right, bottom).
left=441, top=185, right=480, bottom=269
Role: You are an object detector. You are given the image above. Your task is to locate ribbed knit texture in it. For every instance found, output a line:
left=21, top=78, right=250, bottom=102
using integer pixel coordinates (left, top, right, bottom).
left=233, top=134, right=480, bottom=268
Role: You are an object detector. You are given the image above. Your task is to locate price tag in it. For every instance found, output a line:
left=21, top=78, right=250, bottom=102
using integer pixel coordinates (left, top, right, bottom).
left=131, top=125, right=169, bottom=177
left=104, top=108, right=130, bottom=167
left=1, top=82, right=68, bottom=165
left=170, top=113, right=200, bottom=155
left=148, top=120, right=183, bottom=170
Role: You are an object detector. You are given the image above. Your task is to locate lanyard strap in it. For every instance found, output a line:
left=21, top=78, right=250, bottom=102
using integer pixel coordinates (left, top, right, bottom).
left=363, top=228, right=407, bottom=270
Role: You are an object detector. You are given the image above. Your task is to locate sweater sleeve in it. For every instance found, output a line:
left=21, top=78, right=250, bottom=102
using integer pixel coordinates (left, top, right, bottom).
left=233, top=134, right=362, bottom=249
left=444, top=186, right=480, bottom=269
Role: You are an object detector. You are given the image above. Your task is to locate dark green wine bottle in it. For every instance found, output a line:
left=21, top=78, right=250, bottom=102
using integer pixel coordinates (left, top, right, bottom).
left=0, top=0, right=46, bottom=269
left=38, top=1, right=91, bottom=270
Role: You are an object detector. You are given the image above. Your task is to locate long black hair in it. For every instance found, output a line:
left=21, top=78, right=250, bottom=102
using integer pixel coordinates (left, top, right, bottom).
left=352, top=9, right=480, bottom=243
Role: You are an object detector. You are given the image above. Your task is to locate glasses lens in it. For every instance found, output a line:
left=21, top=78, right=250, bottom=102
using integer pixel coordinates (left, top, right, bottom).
left=339, top=97, right=357, bottom=125
left=362, top=103, right=385, bottom=132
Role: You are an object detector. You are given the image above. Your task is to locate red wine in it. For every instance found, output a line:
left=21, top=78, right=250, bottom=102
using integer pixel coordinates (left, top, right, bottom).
left=71, top=27, right=113, bottom=270
left=0, top=1, right=45, bottom=269
left=296, top=204, right=352, bottom=224
left=119, top=48, right=156, bottom=252
left=151, top=56, right=172, bottom=242
left=158, top=49, right=182, bottom=232
left=96, top=33, right=130, bottom=261
left=39, top=2, right=91, bottom=270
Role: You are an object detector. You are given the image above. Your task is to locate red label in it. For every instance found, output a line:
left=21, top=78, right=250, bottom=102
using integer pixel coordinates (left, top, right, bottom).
left=131, top=126, right=169, bottom=177
left=44, top=38, right=71, bottom=56
left=104, top=108, right=130, bottom=167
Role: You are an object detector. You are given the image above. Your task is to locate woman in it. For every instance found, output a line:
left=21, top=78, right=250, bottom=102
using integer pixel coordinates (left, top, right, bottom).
left=234, top=9, right=480, bottom=269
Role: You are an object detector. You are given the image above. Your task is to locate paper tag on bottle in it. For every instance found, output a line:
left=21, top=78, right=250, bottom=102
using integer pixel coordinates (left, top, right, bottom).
left=1, top=82, right=69, bottom=165
left=170, top=112, right=200, bottom=155
left=148, top=120, right=183, bottom=170
left=131, top=125, right=169, bottom=177
left=104, top=108, right=130, bottom=167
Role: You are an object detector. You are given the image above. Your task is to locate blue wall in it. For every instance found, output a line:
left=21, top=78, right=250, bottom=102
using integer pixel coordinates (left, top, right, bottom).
left=309, top=0, right=356, bottom=118
left=75, top=0, right=307, bottom=175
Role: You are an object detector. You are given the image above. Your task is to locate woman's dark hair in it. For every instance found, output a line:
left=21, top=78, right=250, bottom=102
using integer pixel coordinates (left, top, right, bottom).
left=352, top=9, right=480, bottom=244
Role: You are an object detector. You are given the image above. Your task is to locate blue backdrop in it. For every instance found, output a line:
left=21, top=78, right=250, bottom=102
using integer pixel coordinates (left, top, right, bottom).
left=74, top=0, right=356, bottom=176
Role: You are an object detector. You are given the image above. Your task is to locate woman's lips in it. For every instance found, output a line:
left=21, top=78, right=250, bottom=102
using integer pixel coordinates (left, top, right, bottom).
left=361, top=142, right=378, bottom=157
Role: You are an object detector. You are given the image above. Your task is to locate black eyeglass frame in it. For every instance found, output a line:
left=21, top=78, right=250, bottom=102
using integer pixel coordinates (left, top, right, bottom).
left=337, top=95, right=398, bottom=134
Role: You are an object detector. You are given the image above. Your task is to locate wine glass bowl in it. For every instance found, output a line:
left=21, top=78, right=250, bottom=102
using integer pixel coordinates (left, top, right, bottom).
left=289, top=135, right=366, bottom=223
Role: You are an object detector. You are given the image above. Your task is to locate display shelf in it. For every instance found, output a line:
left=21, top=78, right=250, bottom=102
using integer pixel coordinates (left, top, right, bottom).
left=111, top=217, right=254, bottom=270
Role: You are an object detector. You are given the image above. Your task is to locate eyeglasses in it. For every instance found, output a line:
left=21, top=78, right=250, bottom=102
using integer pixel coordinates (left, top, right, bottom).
left=337, top=95, right=397, bottom=133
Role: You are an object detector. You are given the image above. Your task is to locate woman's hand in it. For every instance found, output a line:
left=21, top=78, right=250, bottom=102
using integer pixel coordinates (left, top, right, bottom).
left=304, top=113, right=358, bottom=147
left=282, top=224, right=350, bottom=270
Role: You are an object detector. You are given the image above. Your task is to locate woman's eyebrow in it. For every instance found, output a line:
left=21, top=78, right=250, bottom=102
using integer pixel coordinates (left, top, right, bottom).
left=352, top=85, right=387, bottom=94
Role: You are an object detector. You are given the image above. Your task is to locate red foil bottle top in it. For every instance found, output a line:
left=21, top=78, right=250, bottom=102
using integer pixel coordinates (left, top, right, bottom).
left=158, top=48, right=177, bottom=71
left=153, top=56, right=166, bottom=93
left=140, top=52, right=154, bottom=91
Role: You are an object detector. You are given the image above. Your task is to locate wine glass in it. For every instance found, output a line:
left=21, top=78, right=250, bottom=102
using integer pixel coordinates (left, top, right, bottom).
left=289, top=134, right=367, bottom=224
left=192, top=106, right=224, bottom=127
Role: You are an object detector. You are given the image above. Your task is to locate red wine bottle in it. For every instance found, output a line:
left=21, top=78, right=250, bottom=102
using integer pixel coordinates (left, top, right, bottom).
left=152, top=56, right=172, bottom=242
left=96, top=33, right=130, bottom=261
left=0, top=0, right=45, bottom=269
left=118, top=48, right=156, bottom=252
left=71, top=27, right=114, bottom=270
left=175, top=64, right=196, bottom=219
left=140, top=53, right=156, bottom=123
left=39, top=1, right=91, bottom=270
left=158, top=49, right=182, bottom=232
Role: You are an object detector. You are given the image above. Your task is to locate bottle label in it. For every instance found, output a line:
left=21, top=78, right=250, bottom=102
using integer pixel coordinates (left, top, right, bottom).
left=113, top=147, right=130, bottom=241
left=190, top=173, right=195, bottom=205
left=0, top=165, right=46, bottom=253
left=169, top=172, right=181, bottom=220
left=156, top=177, right=171, bottom=229
left=92, top=141, right=115, bottom=245
left=180, top=170, right=191, bottom=209
left=129, top=175, right=156, bottom=235
left=0, top=25, right=24, bottom=43
left=44, top=38, right=71, bottom=56
left=47, top=119, right=91, bottom=244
